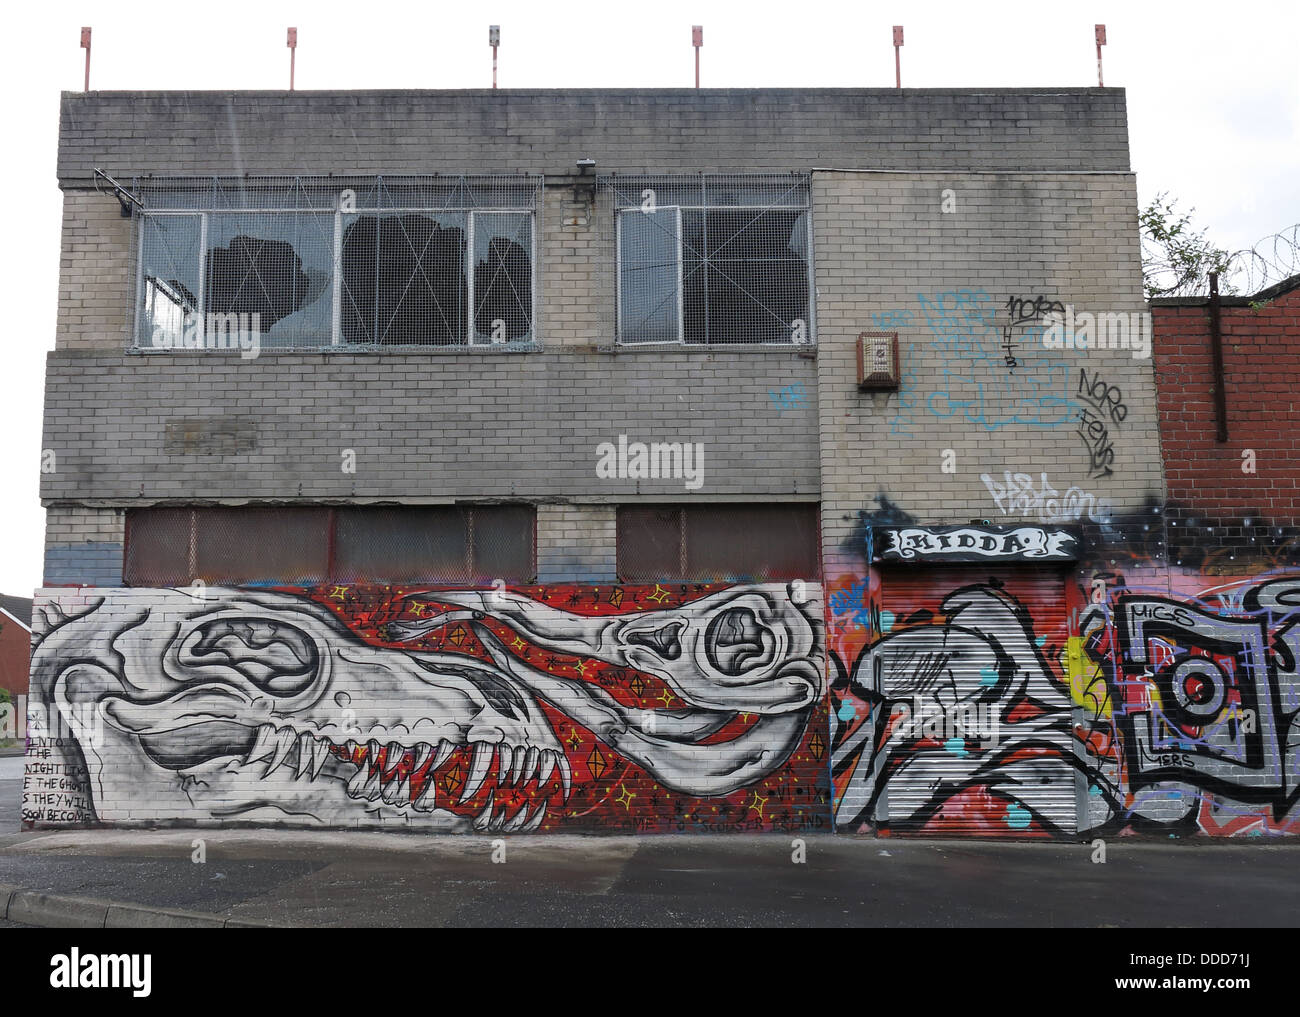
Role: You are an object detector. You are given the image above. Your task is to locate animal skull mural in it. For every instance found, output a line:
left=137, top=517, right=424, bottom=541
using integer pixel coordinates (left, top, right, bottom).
left=24, top=583, right=827, bottom=832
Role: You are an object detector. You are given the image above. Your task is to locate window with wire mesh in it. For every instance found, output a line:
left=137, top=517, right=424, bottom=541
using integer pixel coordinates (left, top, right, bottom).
left=616, top=504, right=820, bottom=582
left=123, top=505, right=536, bottom=585
left=602, top=175, right=812, bottom=346
left=132, top=176, right=538, bottom=350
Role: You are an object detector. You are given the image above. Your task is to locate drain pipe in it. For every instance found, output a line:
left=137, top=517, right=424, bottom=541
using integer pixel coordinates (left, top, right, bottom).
left=1208, top=272, right=1228, bottom=442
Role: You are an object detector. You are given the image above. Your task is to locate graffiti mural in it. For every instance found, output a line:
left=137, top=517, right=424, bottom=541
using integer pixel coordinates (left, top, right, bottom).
left=825, top=562, right=1300, bottom=838
left=22, top=583, right=829, bottom=833
left=1076, top=572, right=1300, bottom=836
left=829, top=575, right=1086, bottom=836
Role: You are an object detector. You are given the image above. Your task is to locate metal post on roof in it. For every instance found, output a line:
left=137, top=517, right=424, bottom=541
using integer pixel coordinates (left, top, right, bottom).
left=80, top=27, right=91, bottom=92
left=287, top=28, right=298, bottom=90
left=893, top=26, right=903, bottom=88
left=693, top=25, right=703, bottom=88
left=490, top=25, right=500, bottom=88
left=1095, top=24, right=1106, bottom=87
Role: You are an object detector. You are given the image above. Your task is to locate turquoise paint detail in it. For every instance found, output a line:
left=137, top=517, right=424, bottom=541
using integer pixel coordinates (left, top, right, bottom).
left=980, top=667, right=999, bottom=686
left=837, top=702, right=856, bottom=723
left=1035, top=636, right=1047, bottom=647
left=879, top=610, right=895, bottom=633
left=944, top=737, right=968, bottom=758
left=1004, top=803, right=1031, bottom=829
left=1088, top=784, right=1101, bottom=796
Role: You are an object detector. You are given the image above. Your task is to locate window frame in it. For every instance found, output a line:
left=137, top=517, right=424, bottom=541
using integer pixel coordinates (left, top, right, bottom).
left=611, top=187, right=815, bottom=348
left=132, top=196, right=538, bottom=352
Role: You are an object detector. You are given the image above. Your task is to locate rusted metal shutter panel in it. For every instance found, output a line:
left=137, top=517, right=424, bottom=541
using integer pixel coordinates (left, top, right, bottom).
left=874, top=567, right=1077, bottom=837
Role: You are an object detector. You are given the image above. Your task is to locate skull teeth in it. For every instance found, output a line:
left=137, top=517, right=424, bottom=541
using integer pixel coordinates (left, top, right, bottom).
left=295, top=732, right=315, bottom=780
left=472, top=794, right=550, bottom=834
left=268, top=727, right=298, bottom=776
left=247, top=724, right=279, bottom=764
left=430, top=739, right=455, bottom=770
left=461, top=742, right=494, bottom=803
left=246, top=725, right=566, bottom=819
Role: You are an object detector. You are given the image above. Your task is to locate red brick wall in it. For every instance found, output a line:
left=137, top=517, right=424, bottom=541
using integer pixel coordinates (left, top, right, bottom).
left=1152, top=285, right=1300, bottom=523
left=0, top=614, right=30, bottom=697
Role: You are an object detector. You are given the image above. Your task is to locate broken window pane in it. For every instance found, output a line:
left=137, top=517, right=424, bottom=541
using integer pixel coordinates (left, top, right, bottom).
left=204, top=213, right=334, bottom=348
left=683, top=208, right=809, bottom=344
left=618, top=207, right=682, bottom=342
left=473, top=212, right=533, bottom=343
left=340, top=212, right=467, bottom=346
left=137, top=214, right=202, bottom=348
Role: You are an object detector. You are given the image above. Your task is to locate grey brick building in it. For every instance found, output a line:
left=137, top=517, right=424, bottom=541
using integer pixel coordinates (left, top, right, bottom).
left=40, top=86, right=1296, bottom=842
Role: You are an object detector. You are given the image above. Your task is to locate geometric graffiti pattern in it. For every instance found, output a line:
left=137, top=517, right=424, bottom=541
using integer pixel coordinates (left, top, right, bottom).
left=826, top=569, right=1300, bottom=838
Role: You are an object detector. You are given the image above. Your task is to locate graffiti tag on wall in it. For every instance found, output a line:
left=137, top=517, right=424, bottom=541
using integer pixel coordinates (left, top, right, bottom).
left=981, top=470, right=1113, bottom=524
left=879, top=290, right=1077, bottom=436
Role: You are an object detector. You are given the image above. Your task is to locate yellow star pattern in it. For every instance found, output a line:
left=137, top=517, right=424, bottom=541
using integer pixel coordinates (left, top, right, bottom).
left=327, top=586, right=348, bottom=601
left=657, top=689, right=675, bottom=707
left=747, top=790, right=768, bottom=820
left=614, top=784, right=636, bottom=810
left=646, top=584, right=672, bottom=604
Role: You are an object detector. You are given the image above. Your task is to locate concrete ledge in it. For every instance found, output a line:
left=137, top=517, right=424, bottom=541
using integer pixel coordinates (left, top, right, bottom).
left=104, top=905, right=226, bottom=929
left=0, top=883, right=276, bottom=928
left=8, top=890, right=107, bottom=928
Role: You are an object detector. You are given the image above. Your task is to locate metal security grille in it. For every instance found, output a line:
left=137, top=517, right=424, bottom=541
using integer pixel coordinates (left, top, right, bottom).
left=600, top=174, right=813, bottom=346
left=132, top=176, right=539, bottom=351
left=616, top=504, right=820, bottom=582
left=873, top=567, right=1077, bottom=836
left=123, top=505, right=537, bottom=585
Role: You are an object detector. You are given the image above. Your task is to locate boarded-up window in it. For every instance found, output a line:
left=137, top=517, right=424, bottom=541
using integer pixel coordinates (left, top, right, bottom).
left=332, top=505, right=535, bottom=583
left=616, top=504, right=820, bottom=582
left=125, top=505, right=535, bottom=585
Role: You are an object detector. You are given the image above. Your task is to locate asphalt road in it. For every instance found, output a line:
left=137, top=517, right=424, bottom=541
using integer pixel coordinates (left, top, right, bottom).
left=1, top=757, right=1297, bottom=927
left=0, top=825, right=1295, bottom=927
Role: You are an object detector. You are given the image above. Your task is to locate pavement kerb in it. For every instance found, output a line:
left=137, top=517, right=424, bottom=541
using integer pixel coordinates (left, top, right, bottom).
left=0, top=883, right=279, bottom=928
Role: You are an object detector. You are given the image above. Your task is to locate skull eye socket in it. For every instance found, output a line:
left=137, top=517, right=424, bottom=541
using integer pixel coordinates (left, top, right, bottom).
left=181, top=617, right=320, bottom=694
left=705, top=607, right=771, bottom=675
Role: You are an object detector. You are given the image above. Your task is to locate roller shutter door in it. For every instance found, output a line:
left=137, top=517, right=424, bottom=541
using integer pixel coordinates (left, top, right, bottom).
left=872, top=565, right=1079, bottom=836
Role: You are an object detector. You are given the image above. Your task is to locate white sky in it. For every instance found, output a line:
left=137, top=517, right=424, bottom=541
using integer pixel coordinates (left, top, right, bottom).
left=2, top=0, right=1297, bottom=597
